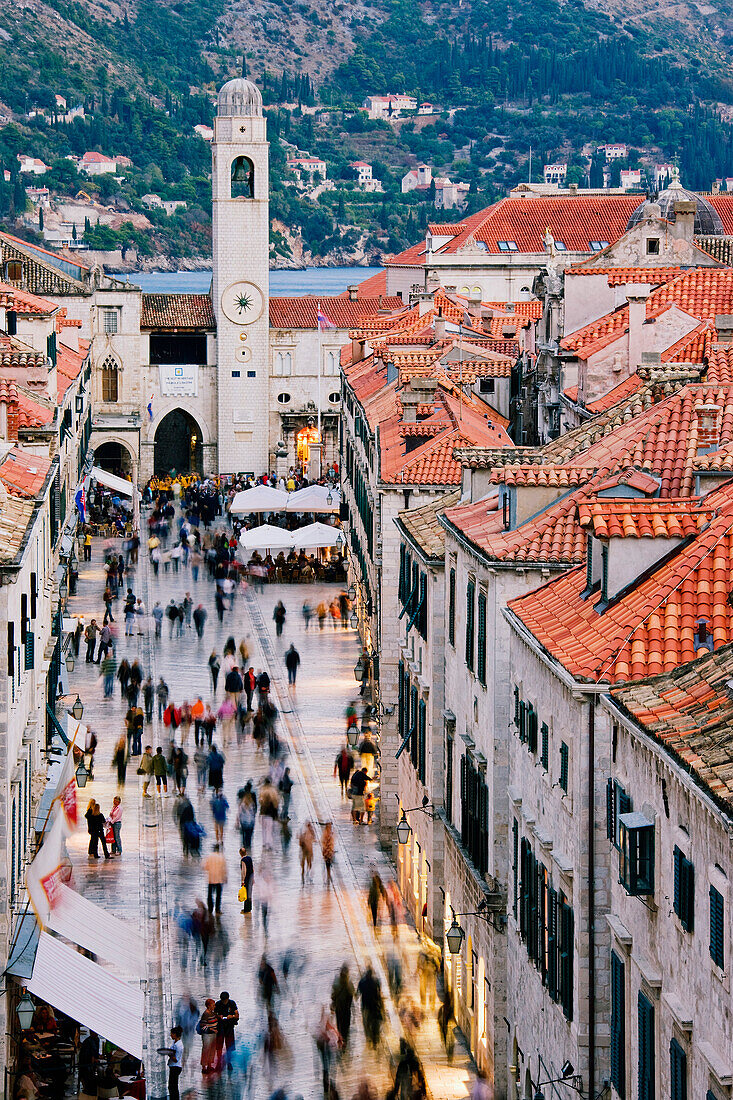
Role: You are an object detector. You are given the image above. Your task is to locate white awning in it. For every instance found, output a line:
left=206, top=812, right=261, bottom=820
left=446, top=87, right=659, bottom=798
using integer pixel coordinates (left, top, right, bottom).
left=28, top=931, right=144, bottom=1058
left=285, top=484, right=341, bottom=512
left=290, top=521, right=343, bottom=549
left=229, top=485, right=288, bottom=514
left=91, top=466, right=140, bottom=499
left=48, top=884, right=147, bottom=978
left=238, top=524, right=295, bottom=551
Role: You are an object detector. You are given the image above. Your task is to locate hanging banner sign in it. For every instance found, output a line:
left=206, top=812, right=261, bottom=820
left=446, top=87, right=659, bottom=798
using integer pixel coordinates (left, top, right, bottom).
left=158, top=365, right=198, bottom=397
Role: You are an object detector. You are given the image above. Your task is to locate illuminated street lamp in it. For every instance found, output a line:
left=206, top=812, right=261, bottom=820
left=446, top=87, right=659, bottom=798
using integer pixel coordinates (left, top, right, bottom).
left=396, top=811, right=411, bottom=846
left=445, top=917, right=465, bottom=955
left=350, top=611, right=359, bottom=629
left=65, top=652, right=75, bottom=674
left=16, top=991, right=35, bottom=1030
left=326, top=490, right=333, bottom=506
left=347, top=726, right=359, bottom=749
left=58, top=576, right=68, bottom=600
left=75, top=760, right=90, bottom=788
left=70, top=695, right=84, bottom=721
left=347, top=584, right=356, bottom=602
left=353, top=655, right=366, bottom=682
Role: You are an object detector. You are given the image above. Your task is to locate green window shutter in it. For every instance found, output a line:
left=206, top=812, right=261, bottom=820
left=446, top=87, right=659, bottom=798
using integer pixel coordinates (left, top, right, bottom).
left=514, top=685, right=520, bottom=728
left=610, top=950, right=626, bottom=1098
left=24, top=632, right=34, bottom=671
left=398, top=660, right=404, bottom=740
left=674, top=847, right=694, bottom=932
left=606, top=777, right=615, bottom=840
left=585, top=535, right=593, bottom=592
left=559, top=897, right=573, bottom=1020
left=710, top=885, right=725, bottom=968
left=477, top=592, right=487, bottom=685
left=546, top=887, right=558, bottom=1001
left=410, top=686, right=418, bottom=767
left=601, top=544, right=609, bottom=603
left=527, top=848, right=538, bottom=961
left=398, top=545, right=405, bottom=606
left=540, top=723, right=549, bottom=770
left=512, top=819, right=519, bottom=919
left=638, top=992, right=655, bottom=1100
left=559, top=742, right=569, bottom=792
left=465, top=581, right=475, bottom=670
left=417, top=697, right=426, bottom=783
left=448, top=568, right=455, bottom=646
left=418, top=572, right=428, bottom=639
left=519, top=701, right=527, bottom=743
left=519, top=838, right=529, bottom=941
left=527, top=706, right=538, bottom=754
left=670, top=1038, right=687, bottom=1100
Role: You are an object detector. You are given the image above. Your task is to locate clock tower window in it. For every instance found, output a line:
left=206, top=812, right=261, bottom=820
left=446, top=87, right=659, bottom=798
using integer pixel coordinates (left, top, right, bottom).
left=231, top=156, right=255, bottom=199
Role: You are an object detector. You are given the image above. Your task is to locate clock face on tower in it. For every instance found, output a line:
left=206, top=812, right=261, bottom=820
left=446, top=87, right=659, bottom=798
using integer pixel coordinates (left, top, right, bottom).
left=221, top=281, right=265, bottom=325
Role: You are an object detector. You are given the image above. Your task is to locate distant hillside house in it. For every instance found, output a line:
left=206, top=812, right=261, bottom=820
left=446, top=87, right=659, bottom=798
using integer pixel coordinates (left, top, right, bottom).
left=597, top=143, right=628, bottom=160
left=417, top=102, right=436, bottom=115
left=434, top=177, right=470, bottom=210
left=543, top=162, right=567, bottom=185
left=363, top=94, right=417, bottom=120
left=17, top=156, right=49, bottom=176
left=402, top=164, right=432, bottom=194
left=286, top=157, right=327, bottom=182
left=350, top=161, right=382, bottom=192
left=80, top=152, right=118, bottom=175
left=141, top=195, right=187, bottom=215
left=25, top=187, right=51, bottom=206
left=620, top=168, right=643, bottom=191
left=194, top=124, right=214, bottom=142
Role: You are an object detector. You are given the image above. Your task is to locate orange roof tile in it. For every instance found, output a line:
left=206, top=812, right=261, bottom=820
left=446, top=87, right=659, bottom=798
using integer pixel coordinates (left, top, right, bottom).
left=509, top=480, right=733, bottom=683
left=577, top=498, right=713, bottom=540
left=705, top=343, right=733, bottom=383
left=0, top=447, right=52, bottom=496
left=0, top=334, right=47, bottom=368
left=57, top=341, right=85, bottom=399
left=565, top=266, right=686, bottom=284
left=488, top=464, right=596, bottom=487
left=0, top=281, right=57, bottom=315
left=566, top=372, right=646, bottom=414
left=270, top=296, right=402, bottom=329
left=141, top=293, right=215, bottom=330
left=337, top=269, right=387, bottom=298
left=661, top=321, right=715, bottom=364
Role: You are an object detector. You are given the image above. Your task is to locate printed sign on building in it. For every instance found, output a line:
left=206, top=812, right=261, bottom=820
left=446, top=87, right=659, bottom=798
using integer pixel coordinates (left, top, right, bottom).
left=159, top=365, right=198, bottom=396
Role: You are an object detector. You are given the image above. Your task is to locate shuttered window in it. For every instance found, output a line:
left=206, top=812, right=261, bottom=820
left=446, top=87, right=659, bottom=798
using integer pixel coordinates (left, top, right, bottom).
left=710, top=885, right=725, bottom=969
left=559, top=896, right=573, bottom=1020
left=610, top=950, right=625, bottom=1098
left=397, top=660, right=405, bottom=741
left=514, top=685, right=520, bottom=729
left=673, top=847, right=694, bottom=932
left=559, top=742, right=569, bottom=792
left=606, top=778, right=632, bottom=849
left=527, top=705, right=538, bottom=754
left=546, top=886, right=558, bottom=1001
left=409, top=686, right=418, bottom=768
left=638, top=992, right=655, bottom=1100
left=417, top=697, right=426, bottom=783
left=417, top=572, right=428, bottom=640
left=460, top=755, right=489, bottom=874
left=512, top=818, right=519, bottom=919
left=465, top=581, right=475, bottom=671
left=476, top=591, right=487, bottom=685
left=540, top=723, right=549, bottom=770
left=448, top=568, right=456, bottom=646
left=670, top=1038, right=687, bottom=1100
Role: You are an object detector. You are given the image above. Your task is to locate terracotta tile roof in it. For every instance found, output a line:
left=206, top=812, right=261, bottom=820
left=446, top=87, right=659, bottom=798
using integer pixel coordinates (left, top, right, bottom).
left=565, top=372, right=646, bottom=413
left=270, top=296, right=402, bottom=330
left=0, top=334, right=47, bottom=368
left=407, top=195, right=641, bottom=257
left=428, top=223, right=467, bottom=235
left=577, top=498, right=713, bottom=540
left=488, top=464, right=596, bottom=487
left=610, top=643, right=733, bottom=811
left=595, top=468, right=660, bottom=494
left=0, top=447, right=52, bottom=497
left=141, top=293, right=215, bottom=330
left=397, top=489, right=461, bottom=558
left=705, top=343, right=733, bottom=383
left=661, top=321, right=715, bottom=364
left=509, top=481, right=733, bottom=683
left=444, top=489, right=586, bottom=565
left=338, top=270, right=387, bottom=298
left=57, top=341, right=85, bottom=399
left=0, top=281, right=57, bottom=315
left=708, top=194, right=733, bottom=233
left=17, top=390, right=53, bottom=428
left=565, top=266, right=686, bottom=284
left=562, top=268, right=733, bottom=360
left=692, top=441, right=733, bottom=470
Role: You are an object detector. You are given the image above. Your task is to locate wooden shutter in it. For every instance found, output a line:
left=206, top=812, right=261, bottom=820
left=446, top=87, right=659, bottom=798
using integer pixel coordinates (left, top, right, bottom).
left=638, top=992, right=655, bottom=1100
left=674, top=847, right=694, bottom=932
left=670, top=1038, right=687, bottom=1100
left=398, top=660, right=405, bottom=740
left=546, top=887, right=558, bottom=1000
left=417, top=697, right=426, bottom=783
left=559, top=742, right=569, bottom=792
left=527, top=705, right=538, bottom=753
left=610, top=950, right=626, bottom=1098
left=512, top=819, right=519, bottom=919
left=448, top=568, right=455, bottom=646
left=710, top=885, right=725, bottom=968
left=606, top=777, right=615, bottom=840
left=465, top=581, right=475, bottom=670
left=559, top=897, right=574, bottom=1020
left=541, top=723, right=549, bottom=769
left=476, top=591, right=487, bottom=685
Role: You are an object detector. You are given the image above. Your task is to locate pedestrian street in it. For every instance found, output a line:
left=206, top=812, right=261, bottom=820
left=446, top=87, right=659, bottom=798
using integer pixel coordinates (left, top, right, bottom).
left=61, top=535, right=473, bottom=1100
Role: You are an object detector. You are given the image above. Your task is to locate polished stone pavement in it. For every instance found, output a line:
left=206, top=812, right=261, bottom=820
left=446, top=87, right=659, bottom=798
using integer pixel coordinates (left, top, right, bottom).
left=63, top=528, right=474, bottom=1100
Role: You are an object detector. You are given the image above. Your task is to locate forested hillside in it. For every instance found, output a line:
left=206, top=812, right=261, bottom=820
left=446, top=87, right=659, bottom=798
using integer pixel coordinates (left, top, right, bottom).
left=1, top=0, right=733, bottom=266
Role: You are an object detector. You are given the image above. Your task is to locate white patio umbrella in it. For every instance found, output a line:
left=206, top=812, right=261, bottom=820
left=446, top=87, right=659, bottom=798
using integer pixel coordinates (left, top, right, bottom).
left=238, top=524, right=295, bottom=552
left=290, top=521, right=344, bottom=550
left=230, top=485, right=289, bottom=514
left=285, top=484, right=341, bottom=512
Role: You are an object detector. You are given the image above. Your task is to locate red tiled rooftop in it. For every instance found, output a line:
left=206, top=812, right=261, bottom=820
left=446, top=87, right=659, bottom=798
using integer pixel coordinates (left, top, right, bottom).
left=270, top=296, right=402, bottom=329
left=0, top=447, right=52, bottom=496
left=0, top=281, right=57, bottom=315
left=488, top=464, right=596, bottom=487
left=566, top=265, right=686, bottom=284
left=141, top=294, right=215, bottom=330
left=0, top=334, right=47, bottom=368
left=577, top=498, right=713, bottom=540
left=337, top=270, right=387, bottom=298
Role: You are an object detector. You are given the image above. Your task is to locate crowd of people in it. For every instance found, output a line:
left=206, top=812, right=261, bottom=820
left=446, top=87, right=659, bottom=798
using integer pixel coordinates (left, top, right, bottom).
left=43, top=474, right=494, bottom=1100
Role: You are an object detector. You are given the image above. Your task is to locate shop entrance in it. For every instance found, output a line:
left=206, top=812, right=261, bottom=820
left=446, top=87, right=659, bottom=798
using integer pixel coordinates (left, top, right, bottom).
left=153, top=409, right=203, bottom=477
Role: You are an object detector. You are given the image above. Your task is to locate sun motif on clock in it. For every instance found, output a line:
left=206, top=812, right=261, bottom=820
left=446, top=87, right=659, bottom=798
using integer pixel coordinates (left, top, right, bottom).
left=221, top=281, right=264, bottom=325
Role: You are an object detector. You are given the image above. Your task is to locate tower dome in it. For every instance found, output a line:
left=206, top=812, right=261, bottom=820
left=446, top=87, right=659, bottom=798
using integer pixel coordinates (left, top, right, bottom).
left=217, top=78, right=263, bottom=118
left=626, top=168, right=724, bottom=236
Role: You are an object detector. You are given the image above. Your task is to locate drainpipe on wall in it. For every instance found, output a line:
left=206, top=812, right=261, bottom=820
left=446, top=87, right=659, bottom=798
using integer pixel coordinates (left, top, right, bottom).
left=587, top=698, right=596, bottom=1100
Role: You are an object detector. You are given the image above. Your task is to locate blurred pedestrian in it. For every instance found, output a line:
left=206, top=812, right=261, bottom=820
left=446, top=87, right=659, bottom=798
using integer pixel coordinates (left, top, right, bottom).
left=239, top=847, right=254, bottom=915
left=203, top=843, right=227, bottom=914
left=211, top=790, right=229, bottom=844
left=273, top=601, right=286, bottom=637
left=357, top=966, right=384, bottom=1049
left=321, top=822, right=335, bottom=888
left=197, top=999, right=219, bottom=1073
left=285, top=644, right=300, bottom=685
left=298, top=821, right=315, bottom=884
left=331, top=964, right=355, bottom=1050
left=108, top=796, right=123, bottom=855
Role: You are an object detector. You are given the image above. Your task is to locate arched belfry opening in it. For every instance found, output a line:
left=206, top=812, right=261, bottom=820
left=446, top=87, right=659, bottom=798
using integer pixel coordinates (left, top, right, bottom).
left=231, top=156, right=254, bottom=199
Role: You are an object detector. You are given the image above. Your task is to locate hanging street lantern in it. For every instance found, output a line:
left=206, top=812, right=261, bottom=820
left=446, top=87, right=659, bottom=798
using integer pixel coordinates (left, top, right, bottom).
left=396, top=812, right=412, bottom=846
left=71, top=695, right=84, bottom=721
left=347, top=584, right=356, bottom=602
left=353, top=655, right=366, bottom=682
left=75, top=760, right=90, bottom=788
left=347, top=726, right=359, bottom=749
left=446, top=917, right=465, bottom=955
left=65, top=652, right=75, bottom=674
left=16, top=991, right=35, bottom=1030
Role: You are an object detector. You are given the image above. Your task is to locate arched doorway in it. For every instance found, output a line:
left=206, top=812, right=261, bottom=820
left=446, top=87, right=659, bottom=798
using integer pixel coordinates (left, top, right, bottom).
left=94, top=441, right=133, bottom=478
left=154, top=409, right=203, bottom=477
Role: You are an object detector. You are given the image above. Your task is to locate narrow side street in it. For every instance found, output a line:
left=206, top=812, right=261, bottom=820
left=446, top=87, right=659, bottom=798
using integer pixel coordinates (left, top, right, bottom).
left=63, top=534, right=473, bottom=1100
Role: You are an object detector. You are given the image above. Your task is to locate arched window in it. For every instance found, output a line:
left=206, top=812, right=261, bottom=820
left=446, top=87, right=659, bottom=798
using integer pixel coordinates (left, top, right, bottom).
left=231, top=156, right=254, bottom=199
left=519, top=286, right=531, bottom=302
left=101, top=356, right=119, bottom=403
left=274, top=351, right=292, bottom=376
left=324, top=350, right=339, bottom=376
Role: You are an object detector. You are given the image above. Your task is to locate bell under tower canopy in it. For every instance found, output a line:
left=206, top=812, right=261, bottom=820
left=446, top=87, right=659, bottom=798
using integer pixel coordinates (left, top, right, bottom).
left=217, top=78, right=263, bottom=118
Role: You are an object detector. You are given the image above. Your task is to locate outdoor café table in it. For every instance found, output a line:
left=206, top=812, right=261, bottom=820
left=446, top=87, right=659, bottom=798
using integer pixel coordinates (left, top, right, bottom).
left=117, top=1075, right=146, bottom=1100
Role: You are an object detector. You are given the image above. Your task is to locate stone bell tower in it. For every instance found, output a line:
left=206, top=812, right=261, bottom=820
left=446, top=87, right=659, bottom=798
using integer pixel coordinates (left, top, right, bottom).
left=212, top=77, right=270, bottom=474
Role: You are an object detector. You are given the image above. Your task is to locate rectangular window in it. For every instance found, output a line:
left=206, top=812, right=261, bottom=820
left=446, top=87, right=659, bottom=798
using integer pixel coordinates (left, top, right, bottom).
left=638, top=992, right=655, bottom=1100
left=600, top=544, right=609, bottom=605
left=445, top=732, right=453, bottom=823
left=606, top=778, right=632, bottom=849
left=673, top=846, right=694, bottom=932
left=540, top=723, right=549, bottom=770
left=417, top=697, right=426, bottom=783
left=610, top=950, right=626, bottom=1098
left=461, top=755, right=488, bottom=874
left=527, top=705, right=538, bottom=754
left=30, top=572, right=37, bottom=620
left=559, top=896, right=574, bottom=1020
left=646, top=237, right=660, bottom=255
left=710, top=885, right=725, bottom=969
left=465, top=580, right=475, bottom=671
left=476, top=591, right=487, bottom=685
left=7, top=621, right=14, bottom=679
left=512, top=818, right=519, bottom=919
left=410, top=685, right=418, bottom=769
left=149, top=333, right=207, bottom=365
left=559, top=742, right=569, bottom=792
left=6, top=260, right=22, bottom=281
left=519, top=701, right=527, bottom=744
left=101, top=308, right=119, bottom=334
left=670, top=1038, right=687, bottom=1100
left=20, top=594, right=27, bottom=644
left=417, top=572, right=428, bottom=640
left=448, top=568, right=455, bottom=645
left=546, top=886, right=558, bottom=1001
left=514, top=685, right=520, bottom=729
left=619, top=814, right=655, bottom=896
left=398, top=659, right=405, bottom=742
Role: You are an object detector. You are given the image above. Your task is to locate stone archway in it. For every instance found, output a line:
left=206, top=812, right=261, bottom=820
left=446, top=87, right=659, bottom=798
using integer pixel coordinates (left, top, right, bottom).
left=153, top=408, right=203, bottom=477
left=94, top=441, right=134, bottom=478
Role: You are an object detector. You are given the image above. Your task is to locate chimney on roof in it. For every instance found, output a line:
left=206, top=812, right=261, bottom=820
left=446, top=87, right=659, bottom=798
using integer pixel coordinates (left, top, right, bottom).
left=641, top=351, right=661, bottom=367
left=352, top=336, right=365, bottom=364
left=673, top=200, right=696, bottom=243
left=434, top=308, right=446, bottom=340
left=401, top=383, right=420, bottom=424
left=715, top=315, right=733, bottom=344
left=347, top=284, right=358, bottom=302
left=625, top=283, right=651, bottom=373
left=481, top=307, right=494, bottom=334
left=569, top=182, right=578, bottom=194
left=695, top=402, right=722, bottom=453
left=712, top=180, right=721, bottom=195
